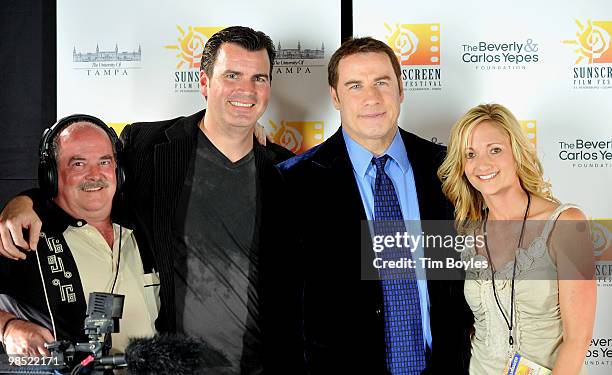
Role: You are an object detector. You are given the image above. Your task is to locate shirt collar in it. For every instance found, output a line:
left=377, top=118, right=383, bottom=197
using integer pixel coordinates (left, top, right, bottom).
left=41, top=199, right=134, bottom=234
left=342, top=127, right=410, bottom=177
left=41, top=200, right=88, bottom=233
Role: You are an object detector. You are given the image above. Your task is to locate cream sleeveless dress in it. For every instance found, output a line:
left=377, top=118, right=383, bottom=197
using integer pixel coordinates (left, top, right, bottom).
left=463, top=204, right=588, bottom=375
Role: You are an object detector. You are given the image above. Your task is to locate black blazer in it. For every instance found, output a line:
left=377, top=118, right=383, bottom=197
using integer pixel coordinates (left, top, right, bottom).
left=278, top=128, right=472, bottom=374
left=121, top=109, right=304, bottom=373
left=12, top=110, right=300, bottom=371
left=120, top=109, right=294, bottom=329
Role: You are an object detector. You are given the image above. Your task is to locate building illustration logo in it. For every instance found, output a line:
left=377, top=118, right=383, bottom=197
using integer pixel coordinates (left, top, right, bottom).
left=273, top=41, right=326, bottom=75
left=72, top=43, right=141, bottom=77
left=384, top=23, right=440, bottom=66
left=276, top=41, right=324, bottom=59
left=73, top=44, right=141, bottom=62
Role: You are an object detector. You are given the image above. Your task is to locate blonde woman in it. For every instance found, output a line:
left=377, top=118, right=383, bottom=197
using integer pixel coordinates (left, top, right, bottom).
left=438, top=104, right=596, bottom=375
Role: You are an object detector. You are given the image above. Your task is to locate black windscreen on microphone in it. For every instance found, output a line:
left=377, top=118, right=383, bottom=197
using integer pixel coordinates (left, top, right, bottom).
left=0, top=334, right=229, bottom=374
left=118, top=333, right=229, bottom=375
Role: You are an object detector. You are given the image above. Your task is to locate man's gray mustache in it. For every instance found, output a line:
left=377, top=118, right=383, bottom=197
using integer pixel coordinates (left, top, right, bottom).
left=79, top=179, right=109, bottom=190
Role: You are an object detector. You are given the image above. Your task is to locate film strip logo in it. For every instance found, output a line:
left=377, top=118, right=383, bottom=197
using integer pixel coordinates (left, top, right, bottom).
left=267, top=120, right=324, bottom=154
left=384, top=23, right=440, bottom=66
left=518, top=120, right=537, bottom=148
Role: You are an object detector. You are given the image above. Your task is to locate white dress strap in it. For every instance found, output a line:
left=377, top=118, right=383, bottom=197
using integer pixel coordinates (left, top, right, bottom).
left=541, top=203, right=582, bottom=240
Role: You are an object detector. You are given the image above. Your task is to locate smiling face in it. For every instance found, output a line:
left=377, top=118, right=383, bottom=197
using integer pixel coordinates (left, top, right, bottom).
left=199, top=42, right=271, bottom=131
left=463, top=120, right=521, bottom=198
left=330, top=52, right=403, bottom=152
left=54, top=123, right=116, bottom=222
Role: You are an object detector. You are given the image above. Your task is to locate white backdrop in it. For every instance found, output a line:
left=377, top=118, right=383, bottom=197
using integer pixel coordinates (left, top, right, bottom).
left=354, top=0, right=612, bottom=372
left=58, top=0, right=341, bottom=153
left=58, top=0, right=612, bottom=372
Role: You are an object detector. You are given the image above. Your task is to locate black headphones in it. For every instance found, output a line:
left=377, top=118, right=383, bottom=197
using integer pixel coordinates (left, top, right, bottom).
left=38, top=114, right=126, bottom=198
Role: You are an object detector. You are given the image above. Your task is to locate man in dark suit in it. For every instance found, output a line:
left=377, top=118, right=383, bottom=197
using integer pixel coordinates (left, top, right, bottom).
left=0, top=26, right=298, bottom=374
left=278, top=37, right=472, bottom=374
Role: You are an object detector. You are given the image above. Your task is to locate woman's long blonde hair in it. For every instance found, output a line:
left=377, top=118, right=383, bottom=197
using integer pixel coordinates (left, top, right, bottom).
left=437, top=103, right=557, bottom=232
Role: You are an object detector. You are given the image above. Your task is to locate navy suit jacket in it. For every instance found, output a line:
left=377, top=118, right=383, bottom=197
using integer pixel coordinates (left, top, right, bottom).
left=278, top=127, right=472, bottom=374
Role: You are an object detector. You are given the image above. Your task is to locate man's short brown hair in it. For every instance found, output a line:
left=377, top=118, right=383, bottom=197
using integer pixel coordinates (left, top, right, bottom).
left=328, top=37, right=402, bottom=93
left=200, top=26, right=276, bottom=82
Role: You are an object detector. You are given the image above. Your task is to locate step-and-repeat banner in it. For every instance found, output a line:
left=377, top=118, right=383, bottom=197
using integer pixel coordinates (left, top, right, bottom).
left=354, top=0, right=612, bottom=373
left=57, top=0, right=341, bottom=153
left=59, top=0, right=611, bottom=372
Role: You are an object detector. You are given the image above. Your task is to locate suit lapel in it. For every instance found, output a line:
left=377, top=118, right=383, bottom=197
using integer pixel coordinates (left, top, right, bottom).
left=151, top=111, right=200, bottom=331
left=313, top=128, right=382, bottom=282
left=152, top=113, right=199, bottom=236
left=251, top=142, right=269, bottom=256
left=312, top=129, right=367, bottom=222
left=400, top=129, right=435, bottom=220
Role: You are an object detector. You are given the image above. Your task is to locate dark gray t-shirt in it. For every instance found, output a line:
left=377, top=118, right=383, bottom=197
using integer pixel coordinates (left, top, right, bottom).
left=173, top=131, right=259, bottom=374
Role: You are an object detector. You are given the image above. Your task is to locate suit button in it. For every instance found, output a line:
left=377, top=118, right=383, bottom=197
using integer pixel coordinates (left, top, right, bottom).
left=375, top=309, right=381, bottom=315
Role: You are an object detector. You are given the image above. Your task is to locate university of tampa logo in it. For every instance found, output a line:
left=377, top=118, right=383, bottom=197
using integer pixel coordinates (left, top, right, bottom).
left=165, top=25, right=225, bottom=69
left=562, top=19, right=612, bottom=64
left=267, top=120, right=324, bottom=154
left=384, top=23, right=440, bottom=66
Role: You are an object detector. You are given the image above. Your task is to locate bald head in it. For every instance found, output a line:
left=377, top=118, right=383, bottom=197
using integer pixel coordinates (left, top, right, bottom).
left=53, top=122, right=117, bottom=223
left=53, top=121, right=115, bottom=160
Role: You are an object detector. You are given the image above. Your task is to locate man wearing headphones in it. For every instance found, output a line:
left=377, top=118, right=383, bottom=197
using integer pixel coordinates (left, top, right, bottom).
left=0, top=116, right=158, bottom=356
left=0, top=27, right=302, bottom=373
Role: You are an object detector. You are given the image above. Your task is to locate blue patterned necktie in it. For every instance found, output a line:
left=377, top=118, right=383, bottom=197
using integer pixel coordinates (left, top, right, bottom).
left=372, top=155, right=426, bottom=374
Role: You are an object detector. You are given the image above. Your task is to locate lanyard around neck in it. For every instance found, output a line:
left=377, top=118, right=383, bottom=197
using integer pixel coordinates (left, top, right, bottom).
left=482, top=192, right=531, bottom=347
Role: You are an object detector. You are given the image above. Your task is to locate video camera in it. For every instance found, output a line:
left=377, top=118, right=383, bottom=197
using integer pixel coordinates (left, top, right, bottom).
left=1, top=292, right=227, bottom=374
left=0, top=292, right=127, bottom=374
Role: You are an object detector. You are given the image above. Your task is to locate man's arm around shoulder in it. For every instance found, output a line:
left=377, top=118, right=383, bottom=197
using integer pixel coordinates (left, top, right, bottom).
left=0, top=192, right=44, bottom=259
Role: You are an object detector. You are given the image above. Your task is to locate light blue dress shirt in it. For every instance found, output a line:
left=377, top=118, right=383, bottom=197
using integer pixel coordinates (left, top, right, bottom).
left=343, top=128, right=432, bottom=349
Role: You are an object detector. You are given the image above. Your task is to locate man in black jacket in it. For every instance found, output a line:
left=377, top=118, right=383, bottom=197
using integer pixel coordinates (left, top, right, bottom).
left=0, top=118, right=158, bottom=356
left=278, top=37, right=472, bottom=374
left=0, top=27, right=297, bottom=374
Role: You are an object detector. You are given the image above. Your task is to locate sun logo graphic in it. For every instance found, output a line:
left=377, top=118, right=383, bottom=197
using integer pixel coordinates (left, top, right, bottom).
left=267, top=120, right=324, bottom=154
left=562, top=19, right=612, bottom=64
left=165, top=25, right=225, bottom=69
left=591, top=219, right=612, bottom=261
left=108, top=122, right=129, bottom=137
left=519, top=120, right=537, bottom=147
left=384, top=23, right=440, bottom=66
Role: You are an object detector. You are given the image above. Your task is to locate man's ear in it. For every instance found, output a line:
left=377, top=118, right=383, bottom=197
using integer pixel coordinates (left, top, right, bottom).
left=199, top=70, right=209, bottom=99
left=330, top=86, right=341, bottom=110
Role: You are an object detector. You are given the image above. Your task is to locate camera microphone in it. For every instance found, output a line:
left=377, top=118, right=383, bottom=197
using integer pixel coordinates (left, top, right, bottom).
left=97, top=333, right=229, bottom=375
